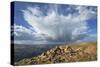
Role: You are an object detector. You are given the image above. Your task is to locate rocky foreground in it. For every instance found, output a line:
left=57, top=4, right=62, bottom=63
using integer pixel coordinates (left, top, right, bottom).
left=15, top=42, right=97, bottom=66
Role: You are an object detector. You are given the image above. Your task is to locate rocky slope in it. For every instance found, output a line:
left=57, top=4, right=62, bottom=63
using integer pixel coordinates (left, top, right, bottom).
left=15, top=42, right=97, bottom=66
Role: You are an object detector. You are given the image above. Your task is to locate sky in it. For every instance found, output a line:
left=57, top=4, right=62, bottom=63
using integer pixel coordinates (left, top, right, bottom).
left=12, top=1, right=97, bottom=44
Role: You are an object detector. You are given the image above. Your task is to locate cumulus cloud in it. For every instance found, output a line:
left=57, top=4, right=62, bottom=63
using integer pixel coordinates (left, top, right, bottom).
left=13, top=24, right=50, bottom=44
left=13, top=4, right=97, bottom=44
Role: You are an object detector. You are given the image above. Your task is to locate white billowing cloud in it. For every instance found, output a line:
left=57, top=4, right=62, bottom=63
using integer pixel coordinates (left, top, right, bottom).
left=13, top=24, right=50, bottom=44
left=13, top=5, right=96, bottom=44
left=21, top=5, right=96, bottom=43
left=75, top=6, right=96, bottom=21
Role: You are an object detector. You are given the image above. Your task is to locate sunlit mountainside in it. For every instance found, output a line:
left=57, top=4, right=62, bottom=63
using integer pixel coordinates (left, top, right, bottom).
left=15, top=42, right=97, bottom=66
